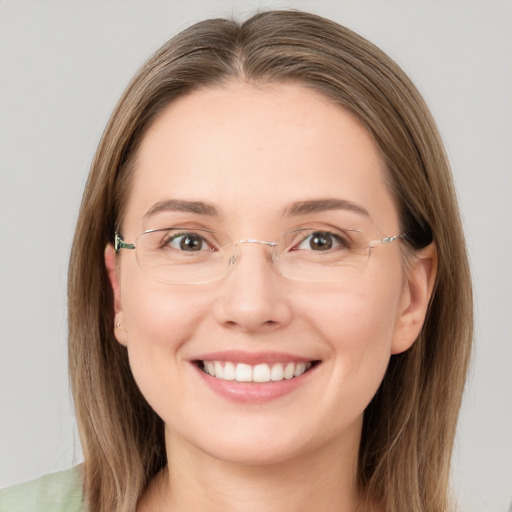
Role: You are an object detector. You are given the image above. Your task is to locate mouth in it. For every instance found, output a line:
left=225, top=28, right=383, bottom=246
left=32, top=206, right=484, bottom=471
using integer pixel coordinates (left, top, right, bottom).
left=191, top=351, right=321, bottom=403
left=196, top=360, right=319, bottom=383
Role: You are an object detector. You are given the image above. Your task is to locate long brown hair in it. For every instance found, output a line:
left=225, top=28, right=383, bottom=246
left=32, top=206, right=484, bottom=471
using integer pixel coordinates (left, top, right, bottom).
left=68, top=10, right=472, bottom=512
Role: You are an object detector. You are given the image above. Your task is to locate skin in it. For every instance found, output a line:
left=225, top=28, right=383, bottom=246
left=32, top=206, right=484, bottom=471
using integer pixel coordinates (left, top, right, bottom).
left=105, top=82, right=436, bottom=512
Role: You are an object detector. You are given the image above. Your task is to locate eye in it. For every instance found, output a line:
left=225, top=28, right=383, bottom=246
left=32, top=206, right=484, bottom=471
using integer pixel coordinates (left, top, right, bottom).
left=295, top=231, right=347, bottom=251
left=164, top=232, right=213, bottom=252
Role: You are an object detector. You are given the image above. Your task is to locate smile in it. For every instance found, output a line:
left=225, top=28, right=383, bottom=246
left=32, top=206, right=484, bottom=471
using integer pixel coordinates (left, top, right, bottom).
left=201, top=361, right=313, bottom=383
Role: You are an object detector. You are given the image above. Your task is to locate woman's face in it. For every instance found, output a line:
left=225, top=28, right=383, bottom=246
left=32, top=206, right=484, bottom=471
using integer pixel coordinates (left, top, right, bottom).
left=107, top=82, right=427, bottom=466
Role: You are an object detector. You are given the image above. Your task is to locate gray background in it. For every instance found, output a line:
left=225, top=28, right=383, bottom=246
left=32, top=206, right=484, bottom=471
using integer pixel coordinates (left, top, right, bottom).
left=1, top=1, right=511, bottom=510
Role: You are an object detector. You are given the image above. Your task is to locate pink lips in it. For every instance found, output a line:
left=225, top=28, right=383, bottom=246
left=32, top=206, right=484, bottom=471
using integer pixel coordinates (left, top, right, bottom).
left=191, top=351, right=318, bottom=403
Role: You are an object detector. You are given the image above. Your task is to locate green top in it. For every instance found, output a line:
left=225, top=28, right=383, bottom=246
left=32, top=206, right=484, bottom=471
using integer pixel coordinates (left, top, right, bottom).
left=0, top=466, right=84, bottom=512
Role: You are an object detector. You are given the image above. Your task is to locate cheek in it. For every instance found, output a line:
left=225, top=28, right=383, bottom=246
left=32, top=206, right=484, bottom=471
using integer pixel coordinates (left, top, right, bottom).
left=319, top=291, right=396, bottom=377
left=305, top=275, right=402, bottom=351
left=124, top=287, right=199, bottom=346
left=299, top=269, right=404, bottom=399
left=118, top=271, right=211, bottom=401
left=118, top=250, right=212, bottom=342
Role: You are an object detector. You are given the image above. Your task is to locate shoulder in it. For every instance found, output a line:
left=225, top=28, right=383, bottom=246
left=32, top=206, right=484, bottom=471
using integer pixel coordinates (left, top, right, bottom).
left=0, top=465, right=84, bottom=512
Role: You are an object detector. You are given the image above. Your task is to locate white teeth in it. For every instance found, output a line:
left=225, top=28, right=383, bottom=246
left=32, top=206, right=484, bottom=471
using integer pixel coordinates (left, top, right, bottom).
left=284, top=362, right=295, bottom=380
left=293, top=362, right=306, bottom=378
left=214, top=361, right=223, bottom=379
left=270, top=363, right=284, bottom=381
left=223, top=362, right=236, bottom=381
left=253, top=364, right=271, bottom=383
left=202, top=361, right=313, bottom=382
left=235, top=363, right=253, bottom=382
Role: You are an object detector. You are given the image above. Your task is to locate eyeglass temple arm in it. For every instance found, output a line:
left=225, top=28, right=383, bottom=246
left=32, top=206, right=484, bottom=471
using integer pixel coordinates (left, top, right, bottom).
left=114, top=232, right=136, bottom=253
left=369, top=234, right=405, bottom=246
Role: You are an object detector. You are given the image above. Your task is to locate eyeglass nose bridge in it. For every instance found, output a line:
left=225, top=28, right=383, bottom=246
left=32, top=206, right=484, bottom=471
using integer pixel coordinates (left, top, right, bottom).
left=236, top=239, right=278, bottom=247
left=228, top=239, right=280, bottom=266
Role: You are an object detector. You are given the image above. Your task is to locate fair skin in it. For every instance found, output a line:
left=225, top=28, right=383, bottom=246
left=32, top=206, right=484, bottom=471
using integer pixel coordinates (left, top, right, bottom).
left=105, top=82, right=436, bottom=512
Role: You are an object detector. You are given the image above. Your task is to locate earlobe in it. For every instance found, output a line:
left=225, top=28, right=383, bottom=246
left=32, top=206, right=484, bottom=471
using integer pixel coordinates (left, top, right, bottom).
left=391, top=243, right=437, bottom=354
left=105, top=244, right=128, bottom=346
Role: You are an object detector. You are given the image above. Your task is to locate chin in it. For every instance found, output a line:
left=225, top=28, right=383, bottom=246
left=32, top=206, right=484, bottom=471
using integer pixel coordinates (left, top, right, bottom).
left=168, top=418, right=317, bottom=467
left=203, top=437, right=312, bottom=467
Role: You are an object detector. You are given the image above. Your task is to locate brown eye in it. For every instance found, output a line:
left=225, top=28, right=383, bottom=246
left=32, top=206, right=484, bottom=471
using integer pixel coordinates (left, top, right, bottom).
left=181, top=234, right=204, bottom=251
left=310, top=232, right=334, bottom=250
left=297, top=231, right=343, bottom=251
left=166, top=232, right=208, bottom=251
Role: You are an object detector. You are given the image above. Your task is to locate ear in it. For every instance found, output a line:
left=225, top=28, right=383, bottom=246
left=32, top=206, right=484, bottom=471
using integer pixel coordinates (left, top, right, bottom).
left=105, top=244, right=128, bottom=346
left=391, top=243, right=437, bottom=354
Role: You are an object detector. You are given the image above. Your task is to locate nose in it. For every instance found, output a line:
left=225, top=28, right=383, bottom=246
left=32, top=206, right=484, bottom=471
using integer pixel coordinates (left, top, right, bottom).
left=212, top=242, right=293, bottom=333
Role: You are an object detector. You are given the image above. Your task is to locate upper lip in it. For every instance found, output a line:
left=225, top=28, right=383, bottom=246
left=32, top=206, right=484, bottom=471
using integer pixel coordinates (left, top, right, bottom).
left=192, top=350, right=317, bottom=365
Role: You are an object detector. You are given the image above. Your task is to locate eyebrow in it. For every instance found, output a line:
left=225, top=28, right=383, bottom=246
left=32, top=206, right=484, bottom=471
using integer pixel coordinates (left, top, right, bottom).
left=144, top=199, right=218, bottom=218
left=283, top=198, right=370, bottom=217
left=144, top=197, right=369, bottom=220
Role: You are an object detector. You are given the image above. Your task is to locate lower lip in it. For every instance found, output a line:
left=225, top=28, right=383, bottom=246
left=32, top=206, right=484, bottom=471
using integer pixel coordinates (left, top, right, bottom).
left=194, top=364, right=317, bottom=403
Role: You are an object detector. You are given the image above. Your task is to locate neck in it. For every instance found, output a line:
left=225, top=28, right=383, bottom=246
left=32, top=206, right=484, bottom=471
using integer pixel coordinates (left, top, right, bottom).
left=141, top=424, right=366, bottom=512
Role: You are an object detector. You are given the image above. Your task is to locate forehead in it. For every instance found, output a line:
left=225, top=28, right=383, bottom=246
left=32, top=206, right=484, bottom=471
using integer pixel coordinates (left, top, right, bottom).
left=123, top=82, right=398, bottom=233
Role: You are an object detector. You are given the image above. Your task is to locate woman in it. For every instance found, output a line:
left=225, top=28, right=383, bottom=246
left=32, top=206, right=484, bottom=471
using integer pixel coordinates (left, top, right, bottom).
left=0, top=9, right=472, bottom=512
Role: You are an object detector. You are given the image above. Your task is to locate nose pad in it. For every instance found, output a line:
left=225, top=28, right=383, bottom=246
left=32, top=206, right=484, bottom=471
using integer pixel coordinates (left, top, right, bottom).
left=213, top=241, right=292, bottom=332
left=226, top=240, right=278, bottom=277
